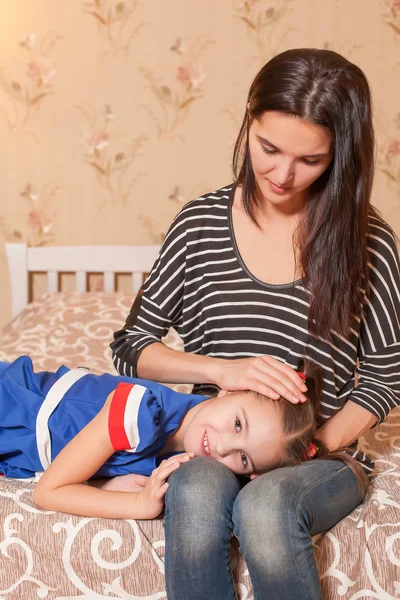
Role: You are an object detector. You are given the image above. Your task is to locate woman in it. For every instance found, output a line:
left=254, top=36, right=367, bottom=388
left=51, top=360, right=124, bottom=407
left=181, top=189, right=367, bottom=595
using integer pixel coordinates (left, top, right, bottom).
left=111, top=48, right=400, bottom=599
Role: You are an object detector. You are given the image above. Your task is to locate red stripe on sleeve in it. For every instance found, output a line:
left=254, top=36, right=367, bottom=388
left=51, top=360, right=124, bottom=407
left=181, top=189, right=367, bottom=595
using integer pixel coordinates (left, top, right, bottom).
left=108, top=382, right=134, bottom=450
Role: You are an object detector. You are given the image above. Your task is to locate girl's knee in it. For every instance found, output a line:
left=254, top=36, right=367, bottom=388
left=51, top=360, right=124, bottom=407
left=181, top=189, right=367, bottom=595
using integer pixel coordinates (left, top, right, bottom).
left=166, top=457, right=241, bottom=512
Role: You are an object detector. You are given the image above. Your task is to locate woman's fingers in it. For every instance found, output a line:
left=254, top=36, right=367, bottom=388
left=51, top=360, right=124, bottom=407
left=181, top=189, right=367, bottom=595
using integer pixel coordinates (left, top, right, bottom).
left=242, top=358, right=307, bottom=403
left=217, top=356, right=308, bottom=404
left=260, top=356, right=308, bottom=393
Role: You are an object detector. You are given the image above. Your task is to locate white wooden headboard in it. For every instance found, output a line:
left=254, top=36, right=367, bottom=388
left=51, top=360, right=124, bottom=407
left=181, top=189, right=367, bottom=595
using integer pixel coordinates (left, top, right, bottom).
left=5, top=243, right=161, bottom=318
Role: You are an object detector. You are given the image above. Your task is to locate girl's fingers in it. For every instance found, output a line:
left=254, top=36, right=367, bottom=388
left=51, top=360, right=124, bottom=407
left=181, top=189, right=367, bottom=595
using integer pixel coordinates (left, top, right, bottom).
left=153, top=457, right=187, bottom=484
left=154, top=482, right=169, bottom=501
left=133, top=474, right=149, bottom=487
left=157, top=453, right=193, bottom=470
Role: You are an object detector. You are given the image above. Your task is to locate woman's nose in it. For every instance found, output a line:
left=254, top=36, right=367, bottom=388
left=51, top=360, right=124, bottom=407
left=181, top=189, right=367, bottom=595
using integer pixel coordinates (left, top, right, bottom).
left=274, top=160, right=294, bottom=185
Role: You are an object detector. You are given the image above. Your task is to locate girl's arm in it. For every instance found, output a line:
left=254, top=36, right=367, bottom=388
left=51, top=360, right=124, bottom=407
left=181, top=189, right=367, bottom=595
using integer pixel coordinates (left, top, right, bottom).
left=33, top=392, right=192, bottom=519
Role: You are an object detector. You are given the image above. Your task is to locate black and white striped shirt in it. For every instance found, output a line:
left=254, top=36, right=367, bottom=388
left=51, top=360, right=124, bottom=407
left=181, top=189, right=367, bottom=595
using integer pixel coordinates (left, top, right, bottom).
left=111, top=184, right=400, bottom=474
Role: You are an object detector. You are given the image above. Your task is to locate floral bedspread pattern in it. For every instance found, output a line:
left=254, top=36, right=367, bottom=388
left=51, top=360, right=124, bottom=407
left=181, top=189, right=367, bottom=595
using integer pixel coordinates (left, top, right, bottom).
left=0, top=292, right=399, bottom=600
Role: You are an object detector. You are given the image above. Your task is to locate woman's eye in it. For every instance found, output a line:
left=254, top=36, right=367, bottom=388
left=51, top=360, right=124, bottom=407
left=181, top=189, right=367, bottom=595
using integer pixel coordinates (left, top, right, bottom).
left=235, top=417, right=242, bottom=433
left=240, top=452, right=248, bottom=468
left=303, top=158, right=320, bottom=166
left=261, top=146, right=277, bottom=155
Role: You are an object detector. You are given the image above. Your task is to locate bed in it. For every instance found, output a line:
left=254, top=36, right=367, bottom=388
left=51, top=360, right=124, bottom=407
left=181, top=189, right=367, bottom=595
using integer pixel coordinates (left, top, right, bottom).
left=1, top=242, right=399, bottom=600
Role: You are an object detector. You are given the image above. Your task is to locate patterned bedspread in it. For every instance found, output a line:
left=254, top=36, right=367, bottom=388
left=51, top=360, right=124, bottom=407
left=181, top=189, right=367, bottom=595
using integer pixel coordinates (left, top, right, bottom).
left=0, top=292, right=399, bottom=600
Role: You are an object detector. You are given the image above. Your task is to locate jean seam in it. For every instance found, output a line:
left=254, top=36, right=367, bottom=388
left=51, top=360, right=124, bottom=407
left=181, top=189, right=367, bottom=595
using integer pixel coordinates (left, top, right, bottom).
left=293, top=464, right=362, bottom=599
left=229, top=519, right=239, bottom=600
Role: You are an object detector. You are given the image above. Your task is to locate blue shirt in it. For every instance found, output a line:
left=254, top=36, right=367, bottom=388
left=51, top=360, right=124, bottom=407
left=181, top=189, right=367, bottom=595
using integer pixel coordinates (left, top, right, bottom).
left=0, top=357, right=206, bottom=479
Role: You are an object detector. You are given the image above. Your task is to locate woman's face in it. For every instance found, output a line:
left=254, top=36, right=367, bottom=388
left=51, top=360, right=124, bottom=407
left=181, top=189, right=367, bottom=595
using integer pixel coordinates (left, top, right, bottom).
left=183, top=391, right=284, bottom=476
left=248, top=111, right=333, bottom=208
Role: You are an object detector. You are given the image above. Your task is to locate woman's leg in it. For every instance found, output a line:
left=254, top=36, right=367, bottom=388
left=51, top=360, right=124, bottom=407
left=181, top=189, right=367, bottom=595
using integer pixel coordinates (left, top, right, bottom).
left=164, top=457, right=242, bottom=600
left=233, top=460, right=365, bottom=600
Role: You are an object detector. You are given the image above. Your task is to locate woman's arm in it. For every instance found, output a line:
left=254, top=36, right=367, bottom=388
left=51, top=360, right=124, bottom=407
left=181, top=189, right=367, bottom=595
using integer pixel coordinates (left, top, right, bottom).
left=33, top=392, right=192, bottom=519
left=316, top=400, right=377, bottom=450
left=318, top=222, right=400, bottom=450
left=138, top=343, right=307, bottom=403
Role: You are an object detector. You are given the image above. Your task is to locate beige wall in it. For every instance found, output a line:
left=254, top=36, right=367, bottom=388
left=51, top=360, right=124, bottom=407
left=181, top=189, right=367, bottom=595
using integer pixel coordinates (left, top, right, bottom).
left=0, top=0, right=399, bottom=330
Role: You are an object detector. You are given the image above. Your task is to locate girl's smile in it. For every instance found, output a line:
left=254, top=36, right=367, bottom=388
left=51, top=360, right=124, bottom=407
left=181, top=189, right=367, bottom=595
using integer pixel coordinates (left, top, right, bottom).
left=201, top=430, right=210, bottom=456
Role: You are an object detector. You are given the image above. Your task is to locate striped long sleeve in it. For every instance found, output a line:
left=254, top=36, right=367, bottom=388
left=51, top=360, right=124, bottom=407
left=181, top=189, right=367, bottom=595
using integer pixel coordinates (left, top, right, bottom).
left=111, top=200, right=190, bottom=378
left=350, top=216, right=400, bottom=424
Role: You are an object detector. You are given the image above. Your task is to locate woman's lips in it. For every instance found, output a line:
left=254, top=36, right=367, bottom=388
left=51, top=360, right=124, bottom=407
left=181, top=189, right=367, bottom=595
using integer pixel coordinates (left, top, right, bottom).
left=267, top=179, right=292, bottom=194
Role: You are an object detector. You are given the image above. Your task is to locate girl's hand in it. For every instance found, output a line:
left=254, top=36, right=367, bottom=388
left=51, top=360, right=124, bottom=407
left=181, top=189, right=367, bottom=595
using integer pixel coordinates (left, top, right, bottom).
left=91, top=473, right=149, bottom=492
left=213, top=355, right=307, bottom=404
left=139, top=453, right=194, bottom=518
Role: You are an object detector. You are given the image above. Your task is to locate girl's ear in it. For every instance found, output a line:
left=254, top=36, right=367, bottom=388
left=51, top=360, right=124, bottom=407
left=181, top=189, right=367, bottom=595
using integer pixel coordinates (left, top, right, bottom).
left=217, top=389, right=230, bottom=398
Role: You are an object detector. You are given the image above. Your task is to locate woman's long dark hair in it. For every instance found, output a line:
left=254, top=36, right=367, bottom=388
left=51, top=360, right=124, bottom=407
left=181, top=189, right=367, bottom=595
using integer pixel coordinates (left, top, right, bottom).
left=233, top=48, right=376, bottom=340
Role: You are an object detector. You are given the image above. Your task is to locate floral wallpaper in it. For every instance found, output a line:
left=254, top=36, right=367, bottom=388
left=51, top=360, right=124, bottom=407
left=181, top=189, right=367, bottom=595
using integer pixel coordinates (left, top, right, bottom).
left=0, top=0, right=399, bottom=330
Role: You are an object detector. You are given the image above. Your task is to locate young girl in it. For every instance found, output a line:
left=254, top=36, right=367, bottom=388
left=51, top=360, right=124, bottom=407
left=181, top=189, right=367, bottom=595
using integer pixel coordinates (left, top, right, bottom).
left=0, top=356, right=364, bottom=519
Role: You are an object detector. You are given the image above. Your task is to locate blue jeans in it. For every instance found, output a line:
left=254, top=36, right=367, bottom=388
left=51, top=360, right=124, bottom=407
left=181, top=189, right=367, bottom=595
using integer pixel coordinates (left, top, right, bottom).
left=164, top=457, right=365, bottom=600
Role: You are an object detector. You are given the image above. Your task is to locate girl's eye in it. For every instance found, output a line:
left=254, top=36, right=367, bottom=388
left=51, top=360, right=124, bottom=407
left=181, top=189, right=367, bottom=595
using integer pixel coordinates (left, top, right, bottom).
left=261, top=146, right=277, bottom=155
left=235, top=417, right=242, bottom=433
left=240, top=452, right=248, bottom=468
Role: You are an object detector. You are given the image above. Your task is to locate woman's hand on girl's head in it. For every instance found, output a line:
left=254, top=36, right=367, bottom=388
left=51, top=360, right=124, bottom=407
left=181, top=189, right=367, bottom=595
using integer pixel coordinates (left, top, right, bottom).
left=213, top=355, right=307, bottom=404
left=139, top=453, right=194, bottom=519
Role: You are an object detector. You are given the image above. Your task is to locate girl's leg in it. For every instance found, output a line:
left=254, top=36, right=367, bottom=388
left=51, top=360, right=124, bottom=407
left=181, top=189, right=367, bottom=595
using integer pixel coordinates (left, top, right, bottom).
left=164, top=457, right=241, bottom=600
left=233, top=460, right=365, bottom=600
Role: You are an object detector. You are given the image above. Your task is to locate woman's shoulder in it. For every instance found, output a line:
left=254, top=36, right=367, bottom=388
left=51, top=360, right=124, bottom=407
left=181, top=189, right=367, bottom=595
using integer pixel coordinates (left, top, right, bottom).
left=367, top=206, right=399, bottom=269
left=163, top=183, right=234, bottom=244
left=367, top=207, right=397, bottom=243
left=172, top=184, right=233, bottom=222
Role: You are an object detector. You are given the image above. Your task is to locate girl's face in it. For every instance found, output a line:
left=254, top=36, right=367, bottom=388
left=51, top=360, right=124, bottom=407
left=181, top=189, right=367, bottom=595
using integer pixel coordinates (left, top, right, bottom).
left=248, top=111, right=333, bottom=209
left=183, top=391, right=283, bottom=476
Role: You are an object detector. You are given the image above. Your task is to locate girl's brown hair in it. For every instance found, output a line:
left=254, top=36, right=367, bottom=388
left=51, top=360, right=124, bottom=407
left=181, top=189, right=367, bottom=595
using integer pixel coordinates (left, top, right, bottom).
left=276, top=358, right=369, bottom=491
left=233, top=48, right=376, bottom=341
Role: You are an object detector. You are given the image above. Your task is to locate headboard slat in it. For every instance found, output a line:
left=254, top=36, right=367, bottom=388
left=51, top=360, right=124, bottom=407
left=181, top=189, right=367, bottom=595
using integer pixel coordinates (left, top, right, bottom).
left=132, top=272, right=143, bottom=293
left=104, top=271, right=115, bottom=292
left=76, top=271, right=87, bottom=292
left=47, top=271, right=58, bottom=293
